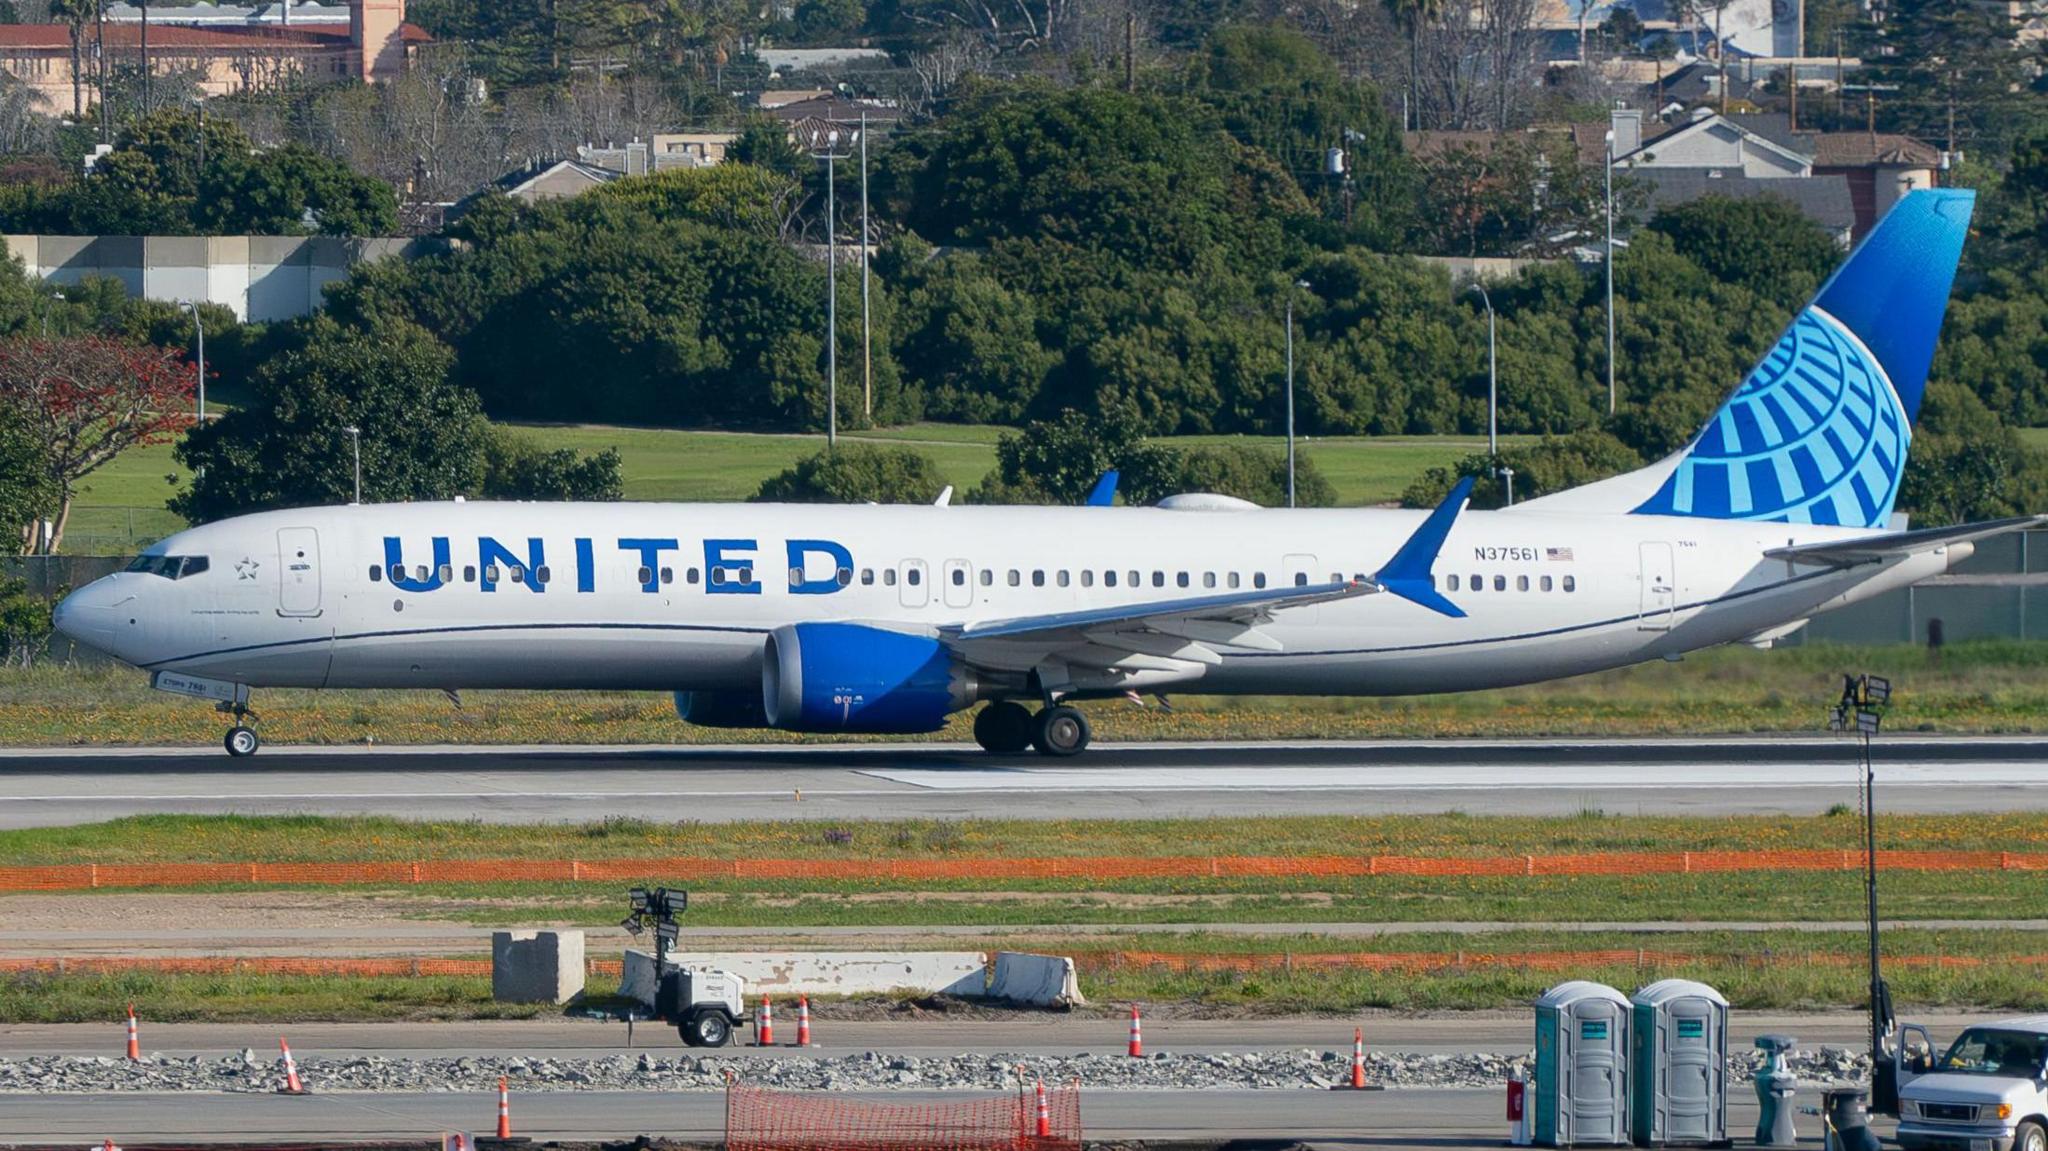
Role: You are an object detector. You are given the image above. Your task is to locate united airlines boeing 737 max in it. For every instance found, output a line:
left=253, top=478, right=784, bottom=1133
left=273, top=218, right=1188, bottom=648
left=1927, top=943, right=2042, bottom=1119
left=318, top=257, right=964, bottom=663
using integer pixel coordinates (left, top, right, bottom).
left=52, top=189, right=2041, bottom=757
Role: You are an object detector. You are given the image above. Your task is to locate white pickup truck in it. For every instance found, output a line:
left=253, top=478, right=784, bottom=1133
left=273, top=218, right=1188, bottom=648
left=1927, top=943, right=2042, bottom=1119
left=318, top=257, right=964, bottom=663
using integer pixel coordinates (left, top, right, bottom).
left=1895, top=1017, right=2048, bottom=1151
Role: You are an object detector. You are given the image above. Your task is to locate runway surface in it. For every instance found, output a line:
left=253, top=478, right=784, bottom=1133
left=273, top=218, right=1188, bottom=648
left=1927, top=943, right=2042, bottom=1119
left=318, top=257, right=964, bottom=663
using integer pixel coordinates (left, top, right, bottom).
left=2, top=737, right=2045, bottom=826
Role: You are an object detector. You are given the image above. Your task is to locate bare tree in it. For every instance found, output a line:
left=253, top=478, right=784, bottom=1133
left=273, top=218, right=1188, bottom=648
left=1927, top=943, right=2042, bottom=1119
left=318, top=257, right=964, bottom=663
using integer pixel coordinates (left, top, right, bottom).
left=1480, top=0, right=1540, bottom=128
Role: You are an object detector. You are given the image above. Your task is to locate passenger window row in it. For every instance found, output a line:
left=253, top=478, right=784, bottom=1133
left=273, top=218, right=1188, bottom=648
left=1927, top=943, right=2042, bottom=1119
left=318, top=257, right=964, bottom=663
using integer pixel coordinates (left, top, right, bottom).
left=1443, top=573, right=1577, bottom=593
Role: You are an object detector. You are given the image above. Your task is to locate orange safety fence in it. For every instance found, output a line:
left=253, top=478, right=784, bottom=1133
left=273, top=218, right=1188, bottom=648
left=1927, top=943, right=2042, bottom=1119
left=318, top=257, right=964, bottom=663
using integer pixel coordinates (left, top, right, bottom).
left=4, top=850, right=2046, bottom=892
left=726, top=1078, right=1082, bottom=1151
left=8, top=950, right=2048, bottom=982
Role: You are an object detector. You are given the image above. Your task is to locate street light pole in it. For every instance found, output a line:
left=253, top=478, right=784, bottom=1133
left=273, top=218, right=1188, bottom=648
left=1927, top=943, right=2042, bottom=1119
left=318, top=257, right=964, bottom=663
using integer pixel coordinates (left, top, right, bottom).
left=1285, top=279, right=1308, bottom=509
left=806, top=124, right=859, bottom=450
left=1604, top=128, right=1617, bottom=417
left=1466, top=282, right=1497, bottom=458
left=179, top=300, right=204, bottom=424
left=859, top=110, right=872, bottom=422
left=343, top=425, right=361, bottom=504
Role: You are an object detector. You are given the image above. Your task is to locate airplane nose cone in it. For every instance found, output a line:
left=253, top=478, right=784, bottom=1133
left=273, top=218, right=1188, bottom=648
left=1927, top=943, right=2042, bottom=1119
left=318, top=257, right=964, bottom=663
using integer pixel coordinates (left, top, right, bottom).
left=52, top=580, right=120, bottom=657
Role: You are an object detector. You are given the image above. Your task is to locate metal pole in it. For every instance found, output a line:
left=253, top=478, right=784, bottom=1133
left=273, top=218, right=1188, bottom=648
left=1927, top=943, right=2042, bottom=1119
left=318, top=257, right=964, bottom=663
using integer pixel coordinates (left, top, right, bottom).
left=859, top=112, right=872, bottom=421
left=139, top=0, right=149, bottom=114
left=1865, top=723, right=1881, bottom=1064
left=1604, top=130, right=1616, bottom=417
left=825, top=149, right=837, bottom=450
left=181, top=301, right=204, bottom=423
left=1467, top=283, right=1496, bottom=457
left=344, top=426, right=361, bottom=504
left=94, top=0, right=106, bottom=143
left=1285, top=283, right=1301, bottom=509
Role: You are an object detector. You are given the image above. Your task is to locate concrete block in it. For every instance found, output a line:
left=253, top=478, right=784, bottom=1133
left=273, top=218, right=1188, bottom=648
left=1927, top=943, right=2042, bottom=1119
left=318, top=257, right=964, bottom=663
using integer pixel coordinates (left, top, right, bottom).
left=986, top=952, right=1085, bottom=1007
left=617, top=950, right=989, bottom=1004
left=492, top=929, right=585, bottom=1004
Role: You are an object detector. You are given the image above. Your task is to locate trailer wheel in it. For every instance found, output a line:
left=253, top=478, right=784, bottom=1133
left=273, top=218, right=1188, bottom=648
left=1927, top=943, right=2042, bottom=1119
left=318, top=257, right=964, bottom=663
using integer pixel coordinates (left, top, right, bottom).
left=686, top=1011, right=733, bottom=1048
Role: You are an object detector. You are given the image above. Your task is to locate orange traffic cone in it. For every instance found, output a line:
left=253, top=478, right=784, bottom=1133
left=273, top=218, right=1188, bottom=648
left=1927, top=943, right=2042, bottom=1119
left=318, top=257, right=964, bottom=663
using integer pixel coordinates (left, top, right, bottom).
left=124, top=1005, right=139, bottom=1062
left=794, top=995, right=812, bottom=1047
left=496, top=1076, right=511, bottom=1139
left=1127, top=1004, right=1143, bottom=1058
left=755, top=996, right=775, bottom=1047
left=277, top=1036, right=307, bottom=1095
left=1331, top=1026, right=1383, bottom=1091
left=1034, top=1079, right=1051, bottom=1138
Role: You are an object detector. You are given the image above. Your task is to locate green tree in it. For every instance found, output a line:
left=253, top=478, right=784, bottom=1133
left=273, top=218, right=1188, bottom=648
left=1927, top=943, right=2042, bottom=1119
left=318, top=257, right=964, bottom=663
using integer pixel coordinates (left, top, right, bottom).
left=171, top=316, right=487, bottom=522
left=1400, top=429, right=1644, bottom=508
left=1868, top=0, right=2027, bottom=154
left=972, top=407, right=1142, bottom=504
left=753, top=444, right=949, bottom=503
left=727, top=117, right=808, bottom=179
left=1182, top=26, right=1414, bottom=248
left=1897, top=381, right=2048, bottom=526
left=1649, top=195, right=1840, bottom=310
left=482, top=431, right=624, bottom=500
left=1121, top=442, right=1337, bottom=507
left=0, top=402, right=53, bottom=551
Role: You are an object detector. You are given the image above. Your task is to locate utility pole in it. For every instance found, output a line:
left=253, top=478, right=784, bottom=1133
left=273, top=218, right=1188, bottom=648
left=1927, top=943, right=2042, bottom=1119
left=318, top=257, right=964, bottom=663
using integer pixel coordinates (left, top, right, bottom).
left=859, top=111, right=872, bottom=421
left=806, top=124, right=859, bottom=449
left=1604, top=129, right=1617, bottom=416
left=139, top=0, right=149, bottom=114
left=1285, top=280, right=1307, bottom=508
left=1124, top=12, right=1135, bottom=92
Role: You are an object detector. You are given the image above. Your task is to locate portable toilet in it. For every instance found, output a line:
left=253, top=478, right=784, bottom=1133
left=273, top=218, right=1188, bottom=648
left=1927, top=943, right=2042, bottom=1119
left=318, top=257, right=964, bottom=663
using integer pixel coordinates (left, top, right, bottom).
left=1535, top=981, right=1633, bottom=1146
left=1630, top=980, right=1729, bottom=1147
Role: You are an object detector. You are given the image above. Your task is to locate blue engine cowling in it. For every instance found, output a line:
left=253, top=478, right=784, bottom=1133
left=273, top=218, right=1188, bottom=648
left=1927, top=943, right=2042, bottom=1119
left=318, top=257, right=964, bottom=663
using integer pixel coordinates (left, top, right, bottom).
left=761, top=623, right=973, bottom=733
left=672, top=690, right=769, bottom=728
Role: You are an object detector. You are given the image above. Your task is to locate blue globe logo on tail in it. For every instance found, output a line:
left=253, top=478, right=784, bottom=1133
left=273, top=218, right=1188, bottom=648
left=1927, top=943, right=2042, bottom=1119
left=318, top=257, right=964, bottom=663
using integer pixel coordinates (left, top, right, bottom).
left=1629, top=189, right=1974, bottom=530
left=1632, top=307, right=1907, bottom=526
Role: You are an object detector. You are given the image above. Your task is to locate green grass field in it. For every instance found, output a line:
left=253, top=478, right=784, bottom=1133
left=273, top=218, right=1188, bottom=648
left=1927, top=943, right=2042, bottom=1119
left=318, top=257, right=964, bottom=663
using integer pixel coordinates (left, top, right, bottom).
left=58, top=423, right=1500, bottom=553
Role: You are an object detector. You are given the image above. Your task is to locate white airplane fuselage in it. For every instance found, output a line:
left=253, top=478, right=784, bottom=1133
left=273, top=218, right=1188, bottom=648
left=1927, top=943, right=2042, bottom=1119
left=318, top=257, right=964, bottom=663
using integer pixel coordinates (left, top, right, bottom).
left=53, top=500, right=1947, bottom=699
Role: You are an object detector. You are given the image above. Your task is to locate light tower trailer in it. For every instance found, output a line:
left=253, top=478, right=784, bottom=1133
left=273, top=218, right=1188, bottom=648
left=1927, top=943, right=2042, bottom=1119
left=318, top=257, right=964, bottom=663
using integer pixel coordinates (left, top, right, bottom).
left=593, top=886, right=749, bottom=1047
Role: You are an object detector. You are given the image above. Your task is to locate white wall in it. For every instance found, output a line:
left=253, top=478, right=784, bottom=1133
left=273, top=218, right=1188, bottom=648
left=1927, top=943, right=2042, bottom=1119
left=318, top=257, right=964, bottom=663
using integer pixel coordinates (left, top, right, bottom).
left=4, top=234, right=429, bottom=322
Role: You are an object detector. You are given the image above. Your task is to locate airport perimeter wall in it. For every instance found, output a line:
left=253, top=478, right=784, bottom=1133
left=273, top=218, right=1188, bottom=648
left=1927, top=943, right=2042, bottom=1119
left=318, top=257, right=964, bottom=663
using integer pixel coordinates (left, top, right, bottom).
left=3, top=235, right=435, bottom=323
left=2, top=849, right=2044, bottom=892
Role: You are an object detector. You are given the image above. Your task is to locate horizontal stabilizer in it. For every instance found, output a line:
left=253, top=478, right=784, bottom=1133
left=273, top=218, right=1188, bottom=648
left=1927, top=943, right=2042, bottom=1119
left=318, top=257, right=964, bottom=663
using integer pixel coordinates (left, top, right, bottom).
left=1764, top=515, right=2048, bottom=567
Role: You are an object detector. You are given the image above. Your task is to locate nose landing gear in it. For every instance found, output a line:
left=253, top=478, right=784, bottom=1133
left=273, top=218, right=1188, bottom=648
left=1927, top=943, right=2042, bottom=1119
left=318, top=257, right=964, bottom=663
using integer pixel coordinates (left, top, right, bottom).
left=218, top=698, right=262, bottom=758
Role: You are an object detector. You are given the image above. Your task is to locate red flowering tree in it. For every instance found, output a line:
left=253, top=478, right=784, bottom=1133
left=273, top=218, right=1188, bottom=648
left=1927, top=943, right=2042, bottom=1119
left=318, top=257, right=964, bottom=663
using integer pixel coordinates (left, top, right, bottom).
left=0, top=336, right=194, bottom=553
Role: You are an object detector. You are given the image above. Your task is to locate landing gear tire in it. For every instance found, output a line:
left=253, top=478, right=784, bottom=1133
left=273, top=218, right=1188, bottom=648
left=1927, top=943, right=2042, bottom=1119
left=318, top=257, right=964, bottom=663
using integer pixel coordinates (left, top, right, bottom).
left=973, top=701, right=1035, bottom=755
left=1031, top=705, right=1090, bottom=757
left=224, top=725, right=260, bottom=757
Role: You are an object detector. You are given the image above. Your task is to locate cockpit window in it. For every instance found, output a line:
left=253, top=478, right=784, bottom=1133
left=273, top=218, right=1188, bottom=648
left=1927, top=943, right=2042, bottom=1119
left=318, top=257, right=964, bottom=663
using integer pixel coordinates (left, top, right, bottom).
left=124, top=555, right=210, bottom=580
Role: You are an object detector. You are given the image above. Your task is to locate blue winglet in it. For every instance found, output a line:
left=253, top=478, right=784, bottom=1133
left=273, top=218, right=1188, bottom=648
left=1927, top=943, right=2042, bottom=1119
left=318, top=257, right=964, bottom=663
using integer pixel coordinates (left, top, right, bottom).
left=1086, top=470, right=1120, bottom=507
left=1373, top=476, right=1473, bottom=618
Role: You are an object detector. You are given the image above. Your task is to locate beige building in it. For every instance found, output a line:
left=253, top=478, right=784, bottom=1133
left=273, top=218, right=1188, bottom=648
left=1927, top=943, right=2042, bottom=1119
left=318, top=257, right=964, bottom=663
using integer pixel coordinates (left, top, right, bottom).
left=0, top=0, right=427, bottom=115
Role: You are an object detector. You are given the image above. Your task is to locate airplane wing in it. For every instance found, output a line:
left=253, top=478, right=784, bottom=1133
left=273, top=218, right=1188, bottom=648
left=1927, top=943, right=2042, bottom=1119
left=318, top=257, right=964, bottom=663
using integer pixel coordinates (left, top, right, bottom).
left=1764, top=514, right=2048, bottom=567
left=937, top=477, right=1476, bottom=681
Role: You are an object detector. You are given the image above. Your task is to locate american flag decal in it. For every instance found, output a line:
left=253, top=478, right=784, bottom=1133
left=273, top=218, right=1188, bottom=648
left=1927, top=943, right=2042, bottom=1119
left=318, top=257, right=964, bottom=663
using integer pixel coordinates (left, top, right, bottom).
left=1546, top=547, right=1574, bottom=562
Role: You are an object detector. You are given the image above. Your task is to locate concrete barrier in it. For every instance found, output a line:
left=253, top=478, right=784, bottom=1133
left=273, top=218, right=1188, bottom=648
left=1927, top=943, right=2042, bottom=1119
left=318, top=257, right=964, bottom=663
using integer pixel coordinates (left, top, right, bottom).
left=987, top=951, right=1086, bottom=1007
left=622, top=949, right=989, bottom=1004
left=491, top=930, right=585, bottom=1004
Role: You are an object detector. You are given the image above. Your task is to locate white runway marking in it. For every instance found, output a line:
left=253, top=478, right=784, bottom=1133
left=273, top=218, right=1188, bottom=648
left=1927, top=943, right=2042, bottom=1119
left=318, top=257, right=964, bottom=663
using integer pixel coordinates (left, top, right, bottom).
left=860, top=761, right=2048, bottom=791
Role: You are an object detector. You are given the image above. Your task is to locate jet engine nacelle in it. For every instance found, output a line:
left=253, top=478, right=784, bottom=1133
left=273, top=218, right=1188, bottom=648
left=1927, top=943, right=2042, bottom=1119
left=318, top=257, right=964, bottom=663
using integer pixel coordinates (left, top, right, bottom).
left=761, top=622, right=974, bottom=733
left=672, top=690, right=770, bottom=728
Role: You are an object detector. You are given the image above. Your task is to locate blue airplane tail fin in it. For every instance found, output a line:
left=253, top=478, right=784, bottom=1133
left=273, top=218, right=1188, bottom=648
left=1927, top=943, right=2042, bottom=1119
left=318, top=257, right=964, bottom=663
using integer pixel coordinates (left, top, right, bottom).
left=1523, top=190, right=1974, bottom=528
left=1627, top=188, right=1973, bottom=528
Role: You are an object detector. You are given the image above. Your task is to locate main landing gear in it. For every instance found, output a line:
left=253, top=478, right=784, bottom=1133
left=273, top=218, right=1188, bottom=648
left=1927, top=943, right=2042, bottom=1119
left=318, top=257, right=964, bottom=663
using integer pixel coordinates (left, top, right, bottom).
left=972, top=700, right=1091, bottom=758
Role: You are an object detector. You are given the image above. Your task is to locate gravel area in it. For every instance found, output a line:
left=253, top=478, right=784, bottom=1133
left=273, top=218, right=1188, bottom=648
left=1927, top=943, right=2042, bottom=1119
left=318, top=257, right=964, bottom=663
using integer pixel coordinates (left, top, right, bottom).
left=0, top=1047, right=1871, bottom=1094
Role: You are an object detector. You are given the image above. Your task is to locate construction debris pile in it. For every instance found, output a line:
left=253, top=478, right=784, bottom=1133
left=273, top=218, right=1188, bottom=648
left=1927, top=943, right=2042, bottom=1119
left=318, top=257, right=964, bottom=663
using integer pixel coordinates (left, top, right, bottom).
left=0, top=1045, right=1872, bottom=1095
